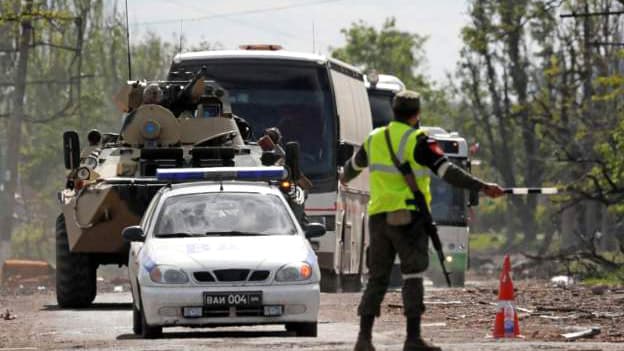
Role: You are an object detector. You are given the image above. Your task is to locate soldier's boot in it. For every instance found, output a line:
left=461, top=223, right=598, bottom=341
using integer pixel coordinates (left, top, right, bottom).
left=353, top=315, right=376, bottom=351
left=353, top=338, right=376, bottom=351
left=403, top=316, right=441, bottom=351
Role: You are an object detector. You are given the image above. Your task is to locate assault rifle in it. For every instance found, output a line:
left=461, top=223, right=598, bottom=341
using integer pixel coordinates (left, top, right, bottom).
left=384, top=129, right=452, bottom=287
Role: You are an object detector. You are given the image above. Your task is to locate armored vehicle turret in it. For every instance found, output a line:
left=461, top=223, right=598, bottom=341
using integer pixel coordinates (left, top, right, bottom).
left=56, top=69, right=303, bottom=307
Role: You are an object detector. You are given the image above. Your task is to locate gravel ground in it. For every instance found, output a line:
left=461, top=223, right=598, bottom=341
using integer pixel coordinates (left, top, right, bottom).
left=1, top=279, right=623, bottom=350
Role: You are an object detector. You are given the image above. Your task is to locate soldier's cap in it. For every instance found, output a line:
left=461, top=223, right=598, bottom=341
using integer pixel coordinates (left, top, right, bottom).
left=392, top=90, right=420, bottom=115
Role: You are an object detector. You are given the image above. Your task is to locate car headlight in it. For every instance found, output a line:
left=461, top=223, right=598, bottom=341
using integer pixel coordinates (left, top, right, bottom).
left=275, top=262, right=313, bottom=282
left=149, top=265, right=189, bottom=284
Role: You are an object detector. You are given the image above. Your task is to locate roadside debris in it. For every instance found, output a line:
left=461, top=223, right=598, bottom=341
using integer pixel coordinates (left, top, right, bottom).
left=1, top=259, right=55, bottom=291
left=590, top=285, right=608, bottom=296
left=113, top=285, right=123, bottom=293
left=1, top=309, right=16, bottom=320
left=561, top=327, right=601, bottom=341
left=550, top=275, right=575, bottom=288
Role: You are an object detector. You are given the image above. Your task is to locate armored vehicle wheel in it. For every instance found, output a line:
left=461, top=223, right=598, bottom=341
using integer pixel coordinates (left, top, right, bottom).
left=286, top=322, right=318, bottom=337
left=56, top=214, right=97, bottom=308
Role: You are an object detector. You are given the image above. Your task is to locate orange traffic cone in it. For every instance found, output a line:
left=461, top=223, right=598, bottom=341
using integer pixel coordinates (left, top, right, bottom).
left=492, top=255, right=521, bottom=338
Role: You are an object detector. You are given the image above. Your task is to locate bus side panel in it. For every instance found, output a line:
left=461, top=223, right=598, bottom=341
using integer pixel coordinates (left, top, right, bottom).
left=329, top=67, right=372, bottom=193
left=328, top=66, right=372, bottom=276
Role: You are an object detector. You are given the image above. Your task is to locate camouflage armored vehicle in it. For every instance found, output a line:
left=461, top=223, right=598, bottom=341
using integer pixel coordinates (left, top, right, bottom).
left=57, top=68, right=304, bottom=307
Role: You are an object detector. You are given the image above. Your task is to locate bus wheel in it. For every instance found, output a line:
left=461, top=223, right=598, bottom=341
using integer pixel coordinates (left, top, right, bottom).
left=320, top=269, right=338, bottom=292
left=340, top=274, right=362, bottom=292
left=450, top=271, right=465, bottom=287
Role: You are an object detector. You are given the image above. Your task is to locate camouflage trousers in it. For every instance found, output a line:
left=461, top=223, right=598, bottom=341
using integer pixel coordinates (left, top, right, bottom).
left=357, top=212, right=429, bottom=318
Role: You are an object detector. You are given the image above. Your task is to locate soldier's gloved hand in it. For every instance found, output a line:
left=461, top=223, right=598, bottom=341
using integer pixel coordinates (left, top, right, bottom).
left=481, top=183, right=505, bottom=198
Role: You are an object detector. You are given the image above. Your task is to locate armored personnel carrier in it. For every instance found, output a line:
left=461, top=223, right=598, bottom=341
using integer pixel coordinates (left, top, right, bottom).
left=57, top=68, right=304, bottom=307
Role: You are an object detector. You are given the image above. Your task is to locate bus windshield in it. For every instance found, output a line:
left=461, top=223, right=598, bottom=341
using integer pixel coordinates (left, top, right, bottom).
left=368, top=89, right=394, bottom=128
left=168, top=59, right=336, bottom=185
left=430, top=158, right=467, bottom=226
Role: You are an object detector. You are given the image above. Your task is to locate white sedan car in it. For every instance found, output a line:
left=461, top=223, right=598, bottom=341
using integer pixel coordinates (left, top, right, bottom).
left=124, top=180, right=324, bottom=338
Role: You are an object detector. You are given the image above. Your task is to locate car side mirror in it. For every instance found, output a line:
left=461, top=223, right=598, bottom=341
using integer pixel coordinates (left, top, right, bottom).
left=122, top=226, right=145, bottom=242
left=63, top=130, right=81, bottom=170
left=305, top=223, right=326, bottom=238
left=468, top=189, right=479, bottom=207
left=337, top=142, right=354, bottom=166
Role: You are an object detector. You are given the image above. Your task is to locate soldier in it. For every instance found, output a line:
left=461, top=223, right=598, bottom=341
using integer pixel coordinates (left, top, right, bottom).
left=142, top=83, right=163, bottom=105
left=340, top=90, right=504, bottom=351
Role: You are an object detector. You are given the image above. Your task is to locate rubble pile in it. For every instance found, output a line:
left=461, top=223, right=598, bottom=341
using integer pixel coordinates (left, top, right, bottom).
left=1, top=259, right=55, bottom=294
left=381, top=280, right=624, bottom=342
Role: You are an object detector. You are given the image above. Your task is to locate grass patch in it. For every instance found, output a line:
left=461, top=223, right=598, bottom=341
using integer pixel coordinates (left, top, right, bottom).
left=582, top=268, right=624, bottom=286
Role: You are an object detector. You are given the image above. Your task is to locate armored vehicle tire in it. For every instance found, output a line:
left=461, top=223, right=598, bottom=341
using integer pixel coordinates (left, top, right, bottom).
left=56, top=214, right=97, bottom=308
left=286, top=322, right=318, bottom=337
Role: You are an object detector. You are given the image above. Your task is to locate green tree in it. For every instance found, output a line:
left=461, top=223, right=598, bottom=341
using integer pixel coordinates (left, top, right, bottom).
left=0, top=1, right=180, bottom=264
left=331, top=17, right=454, bottom=127
left=331, top=17, right=428, bottom=91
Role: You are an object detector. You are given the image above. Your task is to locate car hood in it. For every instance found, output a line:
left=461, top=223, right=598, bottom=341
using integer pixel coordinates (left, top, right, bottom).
left=143, top=235, right=316, bottom=271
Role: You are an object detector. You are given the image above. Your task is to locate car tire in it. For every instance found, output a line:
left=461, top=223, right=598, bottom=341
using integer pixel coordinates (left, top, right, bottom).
left=286, top=322, right=317, bottom=337
left=138, top=290, right=162, bottom=339
left=55, top=214, right=97, bottom=308
left=132, top=303, right=142, bottom=335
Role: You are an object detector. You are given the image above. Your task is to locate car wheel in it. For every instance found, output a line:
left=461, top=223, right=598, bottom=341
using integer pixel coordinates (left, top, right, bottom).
left=140, top=307, right=162, bottom=339
left=138, top=290, right=162, bottom=339
left=132, top=303, right=142, bottom=335
left=286, top=322, right=317, bottom=337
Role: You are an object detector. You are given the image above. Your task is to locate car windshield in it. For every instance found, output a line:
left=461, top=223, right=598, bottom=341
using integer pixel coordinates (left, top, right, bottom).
left=368, top=90, right=394, bottom=128
left=154, top=192, right=298, bottom=236
left=430, top=158, right=467, bottom=226
left=168, top=60, right=336, bottom=181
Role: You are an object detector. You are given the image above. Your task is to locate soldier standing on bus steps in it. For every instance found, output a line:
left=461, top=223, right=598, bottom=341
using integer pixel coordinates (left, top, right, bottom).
left=340, top=90, right=505, bottom=351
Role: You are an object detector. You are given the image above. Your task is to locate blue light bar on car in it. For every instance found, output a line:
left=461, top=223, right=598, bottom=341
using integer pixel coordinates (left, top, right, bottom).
left=156, top=166, right=288, bottom=182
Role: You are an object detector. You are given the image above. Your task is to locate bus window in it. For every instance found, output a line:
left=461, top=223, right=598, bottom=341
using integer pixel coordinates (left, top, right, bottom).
left=368, top=90, right=394, bottom=128
left=430, top=158, right=467, bottom=225
left=168, top=60, right=336, bottom=183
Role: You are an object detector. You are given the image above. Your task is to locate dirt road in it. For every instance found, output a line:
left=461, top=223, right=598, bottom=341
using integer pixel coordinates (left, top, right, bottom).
left=1, top=280, right=623, bottom=351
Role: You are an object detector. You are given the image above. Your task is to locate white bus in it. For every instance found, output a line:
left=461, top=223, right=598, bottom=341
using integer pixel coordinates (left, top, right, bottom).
left=167, top=46, right=372, bottom=291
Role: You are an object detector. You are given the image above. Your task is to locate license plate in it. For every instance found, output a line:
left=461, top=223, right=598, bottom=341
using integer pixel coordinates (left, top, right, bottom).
left=203, top=291, right=262, bottom=306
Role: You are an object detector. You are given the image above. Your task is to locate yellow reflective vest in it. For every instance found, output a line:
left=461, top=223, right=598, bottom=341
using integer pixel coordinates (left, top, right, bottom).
left=363, top=121, right=432, bottom=216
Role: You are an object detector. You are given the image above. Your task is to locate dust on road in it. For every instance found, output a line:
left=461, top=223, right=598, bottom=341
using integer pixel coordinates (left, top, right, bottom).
left=1, top=280, right=624, bottom=351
